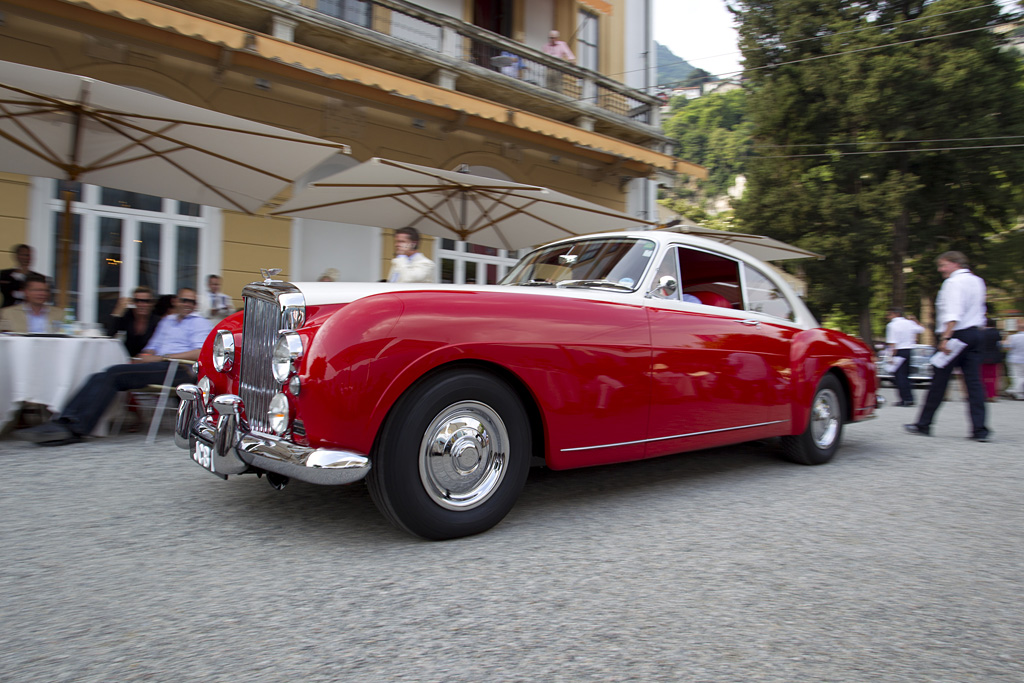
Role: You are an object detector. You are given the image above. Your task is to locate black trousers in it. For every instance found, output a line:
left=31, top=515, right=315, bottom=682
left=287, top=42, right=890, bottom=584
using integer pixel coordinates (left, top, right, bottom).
left=57, top=361, right=193, bottom=436
left=915, top=327, right=988, bottom=438
left=894, top=348, right=914, bottom=404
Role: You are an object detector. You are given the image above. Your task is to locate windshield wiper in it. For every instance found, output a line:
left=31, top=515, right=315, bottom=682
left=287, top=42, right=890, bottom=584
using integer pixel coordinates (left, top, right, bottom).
left=556, top=279, right=634, bottom=292
left=517, top=279, right=556, bottom=287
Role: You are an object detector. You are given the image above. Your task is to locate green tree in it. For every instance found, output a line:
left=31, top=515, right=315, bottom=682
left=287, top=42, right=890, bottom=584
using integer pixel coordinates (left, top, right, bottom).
left=664, top=88, right=752, bottom=199
left=733, top=0, right=1024, bottom=342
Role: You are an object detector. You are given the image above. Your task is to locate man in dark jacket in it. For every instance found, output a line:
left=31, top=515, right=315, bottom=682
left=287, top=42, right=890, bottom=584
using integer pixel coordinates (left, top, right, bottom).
left=1, top=244, right=46, bottom=309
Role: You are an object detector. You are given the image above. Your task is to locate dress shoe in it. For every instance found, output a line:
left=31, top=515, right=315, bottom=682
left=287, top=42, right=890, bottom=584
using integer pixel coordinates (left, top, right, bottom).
left=968, top=434, right=990, bottom=443
left=12, top=421, right=77, bottom=445
left=903, top=424, right=930, bottom=436
left=895, top=401, right=916, bottom=407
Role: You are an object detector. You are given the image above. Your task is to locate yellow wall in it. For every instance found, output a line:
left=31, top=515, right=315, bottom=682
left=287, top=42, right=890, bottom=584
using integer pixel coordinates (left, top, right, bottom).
left=221, top=213, right=292, bottom=308
left=0, top=173, right=31, bottom=266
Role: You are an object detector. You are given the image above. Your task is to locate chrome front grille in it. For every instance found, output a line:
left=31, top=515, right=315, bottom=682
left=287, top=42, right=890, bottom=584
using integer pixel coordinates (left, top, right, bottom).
left=237, top=283, right=306, bottom=434
left=239, top=296, right=279, bottom=433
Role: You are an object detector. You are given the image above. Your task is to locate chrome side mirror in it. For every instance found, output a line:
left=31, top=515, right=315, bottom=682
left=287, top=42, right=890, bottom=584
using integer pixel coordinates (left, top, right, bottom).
left=647, top=275, right=678, bottom=299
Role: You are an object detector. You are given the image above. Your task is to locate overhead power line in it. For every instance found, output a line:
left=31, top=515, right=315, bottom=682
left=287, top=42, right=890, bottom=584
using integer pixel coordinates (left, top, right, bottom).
left=635, top=1, right=1002, bottom=86
left=753, top=143, right=1024, bottom=159
left=754, top=135, right=1024, bottom=149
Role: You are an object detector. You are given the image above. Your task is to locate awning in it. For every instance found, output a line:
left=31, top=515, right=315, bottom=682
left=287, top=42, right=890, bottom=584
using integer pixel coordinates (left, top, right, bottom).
left=578, top=0, right=614, bottom=15
left=37, top=0, right=701, bottom=177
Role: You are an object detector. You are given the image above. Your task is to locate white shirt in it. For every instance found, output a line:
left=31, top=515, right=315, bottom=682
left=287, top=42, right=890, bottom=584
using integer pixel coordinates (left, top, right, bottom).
left=935, top=268, right=986, bottom=332
left=885, top=316, right=924, bottom=350
left=388, top=252, right=435, bottom=283
left=1006, top=332, right=1024, bottom=365
left=203, top=291, right=233, bottom=320
left=25, top=304, right=52, bottom=334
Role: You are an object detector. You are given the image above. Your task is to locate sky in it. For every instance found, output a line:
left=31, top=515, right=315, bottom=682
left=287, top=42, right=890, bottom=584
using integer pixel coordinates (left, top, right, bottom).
left=653, top=0, right=743, bottom=79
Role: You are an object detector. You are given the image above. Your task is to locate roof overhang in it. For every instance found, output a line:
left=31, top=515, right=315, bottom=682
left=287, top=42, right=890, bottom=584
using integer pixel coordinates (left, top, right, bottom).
left=11, top=0, right=705, bottom=179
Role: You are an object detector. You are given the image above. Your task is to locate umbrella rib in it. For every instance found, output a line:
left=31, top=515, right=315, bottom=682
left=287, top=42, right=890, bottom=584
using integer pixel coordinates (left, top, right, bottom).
left=86, top=112, right=252, bottom=213
left=393, top=188, right=461, bottom=233
left=0, top=102, right=67, bottom=169
left=398, top=187, right=464, bottom=233
left=275, top=186, right=474, bottom=215
left=88, top=109, right=350, bottom=150
left=89, top=111, right=295, bottom=185
left=2, top=80, right=347, bottom=151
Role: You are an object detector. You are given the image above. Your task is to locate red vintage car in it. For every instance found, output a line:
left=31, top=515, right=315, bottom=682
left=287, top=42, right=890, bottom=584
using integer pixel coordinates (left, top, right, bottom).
left=176, top=231, right=879, bottom=539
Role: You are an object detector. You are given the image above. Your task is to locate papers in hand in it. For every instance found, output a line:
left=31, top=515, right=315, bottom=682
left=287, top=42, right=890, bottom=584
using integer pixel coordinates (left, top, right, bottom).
left=883, top=355, right=905, bottom=374
left=930, top=338, right=967, bottom=369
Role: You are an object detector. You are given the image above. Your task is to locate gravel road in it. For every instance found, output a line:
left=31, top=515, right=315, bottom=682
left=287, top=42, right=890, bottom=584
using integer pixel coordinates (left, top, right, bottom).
left=1, top=388, right=1021, bottom=682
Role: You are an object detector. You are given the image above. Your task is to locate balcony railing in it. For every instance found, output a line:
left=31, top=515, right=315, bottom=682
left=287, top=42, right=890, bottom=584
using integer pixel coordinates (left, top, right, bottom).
left=308, top=0, right=659, bottom=127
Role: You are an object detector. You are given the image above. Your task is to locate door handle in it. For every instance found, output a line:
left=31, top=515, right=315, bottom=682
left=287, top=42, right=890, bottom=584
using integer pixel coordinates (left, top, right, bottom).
left=737, top=319, right=761, bottom=328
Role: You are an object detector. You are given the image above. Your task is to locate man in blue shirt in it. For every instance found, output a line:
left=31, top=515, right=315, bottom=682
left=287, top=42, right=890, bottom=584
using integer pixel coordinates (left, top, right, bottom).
left=14, top=287, right=212, bottom=446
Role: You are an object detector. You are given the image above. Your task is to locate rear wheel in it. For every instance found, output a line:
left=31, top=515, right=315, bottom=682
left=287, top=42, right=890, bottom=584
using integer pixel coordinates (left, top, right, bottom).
left=781, top=374, right=845, bottom=466
left=367, top=369, right=531, bottom=540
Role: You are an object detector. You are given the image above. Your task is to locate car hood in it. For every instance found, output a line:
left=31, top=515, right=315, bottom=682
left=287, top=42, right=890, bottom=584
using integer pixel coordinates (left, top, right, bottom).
left=291, top=281, right=629, bottom=306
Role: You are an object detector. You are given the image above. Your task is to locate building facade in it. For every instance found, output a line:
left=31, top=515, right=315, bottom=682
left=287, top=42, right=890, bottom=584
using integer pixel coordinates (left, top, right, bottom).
left=0, top=0, right=704, bottom=320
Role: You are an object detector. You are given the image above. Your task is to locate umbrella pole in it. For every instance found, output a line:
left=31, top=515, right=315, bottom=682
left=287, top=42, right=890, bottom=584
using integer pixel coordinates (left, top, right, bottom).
left=56, top=188, right=73, bottom=312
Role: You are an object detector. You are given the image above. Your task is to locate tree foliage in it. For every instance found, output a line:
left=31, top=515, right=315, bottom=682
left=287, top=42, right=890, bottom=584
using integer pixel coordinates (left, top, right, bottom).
left=732, top=0, right=1024, bottom=341
left=663, top=89, right=753, bottom=199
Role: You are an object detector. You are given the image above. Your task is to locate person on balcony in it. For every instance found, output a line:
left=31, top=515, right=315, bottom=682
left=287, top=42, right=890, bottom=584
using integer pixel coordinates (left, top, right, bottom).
left=543, top=30, right=575, bottom=93
left=543, top=30, right=575, bottom=62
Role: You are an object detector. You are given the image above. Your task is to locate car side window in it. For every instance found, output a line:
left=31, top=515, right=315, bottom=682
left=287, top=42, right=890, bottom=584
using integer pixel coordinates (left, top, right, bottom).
left=677, top=247, right=742, bottom=308
left=742, top=264, right=794, bottom=321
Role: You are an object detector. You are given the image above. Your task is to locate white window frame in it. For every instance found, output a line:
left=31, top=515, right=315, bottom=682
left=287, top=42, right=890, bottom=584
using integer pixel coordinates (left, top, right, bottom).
left=28, top=178, right=222, bottom=324
left=437, top=240, right=519, bottom=285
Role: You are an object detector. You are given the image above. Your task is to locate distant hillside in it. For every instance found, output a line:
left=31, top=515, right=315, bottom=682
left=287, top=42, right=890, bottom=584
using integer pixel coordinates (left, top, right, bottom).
left=656, top=42, right=695, bottom=87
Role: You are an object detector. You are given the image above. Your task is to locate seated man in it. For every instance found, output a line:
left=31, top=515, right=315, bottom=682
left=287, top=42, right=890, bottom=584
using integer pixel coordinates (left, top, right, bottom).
left=14, top=287, right=212, bottom=446
left=0, top=274, right=61, bottom=333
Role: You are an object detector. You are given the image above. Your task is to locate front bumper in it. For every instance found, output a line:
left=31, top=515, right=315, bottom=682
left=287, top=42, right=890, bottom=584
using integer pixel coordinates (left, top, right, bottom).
left=174, top=384, right=370, bottom=485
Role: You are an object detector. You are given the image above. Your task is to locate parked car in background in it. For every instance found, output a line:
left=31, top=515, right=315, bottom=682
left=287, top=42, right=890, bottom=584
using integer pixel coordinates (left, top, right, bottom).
left=175, top=231, right=880, bottom=540
left=877, top=344, right=935, bottom=388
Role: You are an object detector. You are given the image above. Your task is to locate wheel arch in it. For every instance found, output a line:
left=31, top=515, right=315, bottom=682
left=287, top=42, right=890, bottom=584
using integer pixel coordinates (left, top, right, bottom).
left=369, top=359, right=547, bottom=466
left=826, top=365, right=855, bottom=423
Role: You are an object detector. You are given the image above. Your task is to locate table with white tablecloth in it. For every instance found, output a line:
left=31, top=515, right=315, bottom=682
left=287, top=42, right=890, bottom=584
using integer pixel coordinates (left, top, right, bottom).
left=0, top=335, right=130, bottom=433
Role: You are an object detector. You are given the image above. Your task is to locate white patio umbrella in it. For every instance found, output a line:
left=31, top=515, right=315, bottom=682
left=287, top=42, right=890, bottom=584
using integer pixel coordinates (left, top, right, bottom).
left=0, top=59, right=351, bottom=307
left=272, top=157, right=654, bottom=251
left=657, top=222, right=823, bottom=261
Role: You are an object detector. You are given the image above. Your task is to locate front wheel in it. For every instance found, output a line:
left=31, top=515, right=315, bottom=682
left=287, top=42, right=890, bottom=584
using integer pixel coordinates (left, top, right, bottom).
left=367, top=369, right=532, bottom=540
left=781, top=374, right=845, bottom=466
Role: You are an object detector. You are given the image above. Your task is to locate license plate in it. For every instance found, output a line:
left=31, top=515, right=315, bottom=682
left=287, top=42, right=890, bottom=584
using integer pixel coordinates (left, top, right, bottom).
left=190, top=439, right=216, bottom=473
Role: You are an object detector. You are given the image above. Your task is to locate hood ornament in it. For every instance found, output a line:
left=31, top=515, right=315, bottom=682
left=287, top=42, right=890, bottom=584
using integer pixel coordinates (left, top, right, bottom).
left=261, top=268, right=283, bottom=284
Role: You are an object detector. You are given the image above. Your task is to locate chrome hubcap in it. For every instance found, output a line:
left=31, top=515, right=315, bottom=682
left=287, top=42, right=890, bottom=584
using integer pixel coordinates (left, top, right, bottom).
left=419, top=401, right=509, bottom=511
left=811, top=388, right=840, bottom=449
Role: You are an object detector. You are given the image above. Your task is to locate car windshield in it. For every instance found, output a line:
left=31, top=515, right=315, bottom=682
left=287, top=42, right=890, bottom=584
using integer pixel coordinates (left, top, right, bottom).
left=501, top=237, right=656, bottom=292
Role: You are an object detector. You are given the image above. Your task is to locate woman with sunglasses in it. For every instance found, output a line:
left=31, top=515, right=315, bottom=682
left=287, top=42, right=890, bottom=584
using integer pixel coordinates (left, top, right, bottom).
left=106, top=286, right=161, bottom=356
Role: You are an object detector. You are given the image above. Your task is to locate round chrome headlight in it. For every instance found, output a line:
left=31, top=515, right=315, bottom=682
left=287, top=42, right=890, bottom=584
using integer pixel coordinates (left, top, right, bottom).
left=272, top=332, right=303, bottom=383
left=268, top=392, right=290, bottom=435
left=212, top=330, right=235, bottom=372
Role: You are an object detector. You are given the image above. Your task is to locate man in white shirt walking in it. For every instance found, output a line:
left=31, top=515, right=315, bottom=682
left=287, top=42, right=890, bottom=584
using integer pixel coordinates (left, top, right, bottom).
left=388, top=227, right=435, bottom=283
left=885, top=308, right=924, bottom=407
left=1005, top=323, right=1024, bottom=400
left=904, top=251, right=990, bottom=442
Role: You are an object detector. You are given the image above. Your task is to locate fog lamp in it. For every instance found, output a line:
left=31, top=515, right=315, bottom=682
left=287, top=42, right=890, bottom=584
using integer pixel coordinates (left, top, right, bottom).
left=198, top=375, right=213, bottom=408
left=268, top=392, right=290, bottom=435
